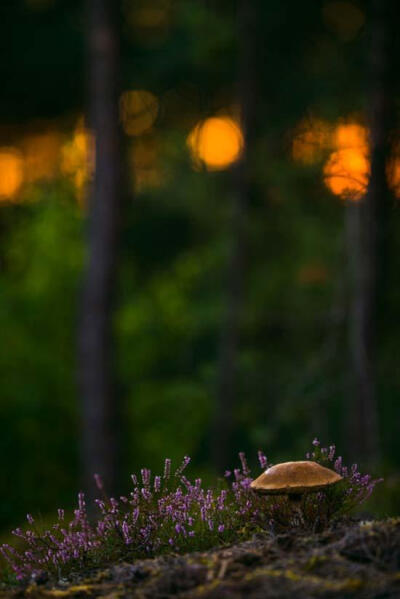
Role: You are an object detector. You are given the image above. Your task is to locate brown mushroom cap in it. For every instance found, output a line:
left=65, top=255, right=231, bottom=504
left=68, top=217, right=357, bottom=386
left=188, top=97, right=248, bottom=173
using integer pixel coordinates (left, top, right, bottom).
left=250, top=460, right=343, bottom=495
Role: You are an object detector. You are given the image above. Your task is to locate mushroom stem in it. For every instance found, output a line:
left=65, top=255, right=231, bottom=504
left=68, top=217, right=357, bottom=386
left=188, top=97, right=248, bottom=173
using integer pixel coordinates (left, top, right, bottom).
left=288, top=494, right=304, bottom=526
left=288, top=494, right=303, bottom=504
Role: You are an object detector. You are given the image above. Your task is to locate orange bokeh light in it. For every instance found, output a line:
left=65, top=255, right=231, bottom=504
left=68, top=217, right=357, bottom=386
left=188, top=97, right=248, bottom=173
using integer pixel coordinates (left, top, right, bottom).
left=323, top=123, right=370, bottom=200
left=187, top=116, right=243, bottom=171
left=0, top=148, right=24, bottom=200
left=334, top=123, right=367, bottom=151
left=61, top=119, right=95, bottom=200
left=22, top=132, right=62, bottom=183
left=387, top=151, right=400, bottom=199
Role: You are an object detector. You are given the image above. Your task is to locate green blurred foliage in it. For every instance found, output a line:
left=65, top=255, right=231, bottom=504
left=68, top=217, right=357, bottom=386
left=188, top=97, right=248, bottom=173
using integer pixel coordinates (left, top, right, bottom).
left=0, top=186, right=82, bottom=526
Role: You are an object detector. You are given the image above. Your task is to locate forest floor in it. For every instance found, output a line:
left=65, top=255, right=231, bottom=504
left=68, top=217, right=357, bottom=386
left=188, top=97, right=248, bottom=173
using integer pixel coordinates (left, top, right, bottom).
left=1, top=518, right=399, bottom=598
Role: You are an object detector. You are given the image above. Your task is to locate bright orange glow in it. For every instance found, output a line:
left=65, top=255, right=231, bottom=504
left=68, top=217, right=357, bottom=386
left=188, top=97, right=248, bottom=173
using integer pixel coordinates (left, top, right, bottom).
left=22, top=132, right=62, bottom=182
left=335, top=123, right=367, bottom=151
left=120, top=90, right=159, bottom=136
left=323, top=123, right=369, bottom=200
left=61, top=119, right=94, bottom=199
left=0, top=148, right=24, bottom=200
left=387, top=153, right=400, bottom=198
left=293, top=116, right=400, bottom=201
left=292, top=118, right=332, bottom=164
left=187, top=116, right=243, bottom=171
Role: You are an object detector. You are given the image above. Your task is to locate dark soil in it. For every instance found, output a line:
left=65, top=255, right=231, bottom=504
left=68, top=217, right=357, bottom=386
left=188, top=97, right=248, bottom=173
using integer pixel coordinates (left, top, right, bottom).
left=1, top=519, right=400, bottom=598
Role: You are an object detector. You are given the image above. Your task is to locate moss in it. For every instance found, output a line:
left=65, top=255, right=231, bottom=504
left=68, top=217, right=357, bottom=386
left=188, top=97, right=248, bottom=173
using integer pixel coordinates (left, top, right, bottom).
left=243, top=566, right=364, bottom=592
left=1, top=519, right=399, bottom=598
left=304, top=554, right=327, bottom=570
left=184, top=579, right=222, bottom=597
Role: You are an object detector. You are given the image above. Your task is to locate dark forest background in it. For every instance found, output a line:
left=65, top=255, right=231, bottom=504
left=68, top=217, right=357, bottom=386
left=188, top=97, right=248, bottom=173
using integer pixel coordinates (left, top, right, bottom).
left=0, top=0, right=399, bottom=534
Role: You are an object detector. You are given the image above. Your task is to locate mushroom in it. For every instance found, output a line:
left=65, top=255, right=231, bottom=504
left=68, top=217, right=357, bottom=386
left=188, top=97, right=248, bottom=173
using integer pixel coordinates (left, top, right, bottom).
left=250, top=460, right=343, bottom=510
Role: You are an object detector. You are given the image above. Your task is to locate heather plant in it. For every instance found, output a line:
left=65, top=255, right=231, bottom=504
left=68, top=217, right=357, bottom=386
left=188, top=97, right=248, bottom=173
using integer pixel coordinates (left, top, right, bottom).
left=267, top=439, right=383, bottom=532
left=0, top=441, right=382, bottom=583
left=302, top=438, right=383, bottom=522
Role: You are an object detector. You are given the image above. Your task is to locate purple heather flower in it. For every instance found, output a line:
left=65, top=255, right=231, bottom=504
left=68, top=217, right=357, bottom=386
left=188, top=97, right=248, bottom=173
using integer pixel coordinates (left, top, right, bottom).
left=218, top=525, right=225, bottom=533
left=312, top=438, right=320, bottom=447
left=239, top=452, right=250, bottom=475
left=217, top=490, right=227, bottom=510
left=257, top=451, right=268, bottom=469
left=78, top=492, right=85, bottom=512
left=334, top=456, right=342, bottom=472
left=141, top=468, right=151, bottom=486
left=163, top=459, right=171, bottom=479
left=233, top=468, right=241, bottom=481
left=94, top=473, right=103, bottom=490
left=175, top=456, right=191, bottom=478
left=141, top=488, right=152, bottom=501
left=94, top=499, right=106, bottom=514
left=26, top=514, right=34, bottom=525
left=122, top=522, right=131, bottom=544
left=12, top=528, right=24, bottom=539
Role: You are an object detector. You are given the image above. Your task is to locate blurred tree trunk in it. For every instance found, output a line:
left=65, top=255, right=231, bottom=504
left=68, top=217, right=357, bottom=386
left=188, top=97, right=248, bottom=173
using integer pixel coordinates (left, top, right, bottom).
left=79, top=0, right=121, bottom=499
left=213, top=0, right=257, bottom=472
left=346, top=0, right=393, bottom=465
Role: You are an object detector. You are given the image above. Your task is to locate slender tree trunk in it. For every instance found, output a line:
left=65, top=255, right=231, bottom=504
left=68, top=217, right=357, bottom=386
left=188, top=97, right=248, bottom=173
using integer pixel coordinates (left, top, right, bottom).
left=79, top=0, right=121, bottom=500
left=347, top=0, right=393, bottom=465
left=213, top=0, right=257, bottom=472
left=346, top=200, right=379, bottom=463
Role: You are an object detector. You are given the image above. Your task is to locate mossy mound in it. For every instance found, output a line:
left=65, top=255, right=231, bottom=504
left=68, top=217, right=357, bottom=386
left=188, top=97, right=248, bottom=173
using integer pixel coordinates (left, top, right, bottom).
left=1, top=519, right=399, bottom=598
